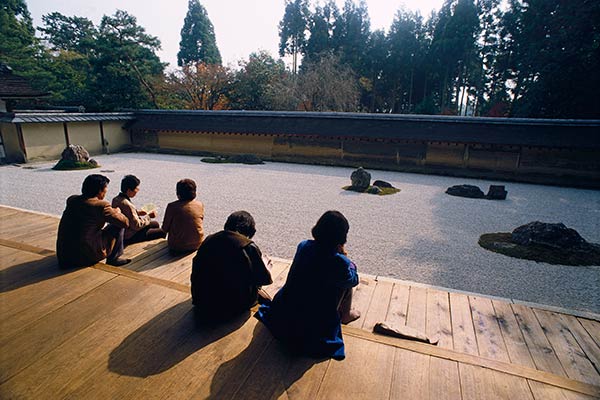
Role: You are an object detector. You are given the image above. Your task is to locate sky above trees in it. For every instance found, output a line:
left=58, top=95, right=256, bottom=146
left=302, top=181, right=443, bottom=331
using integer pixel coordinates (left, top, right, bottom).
left=26, top=0, right=444, bottom=68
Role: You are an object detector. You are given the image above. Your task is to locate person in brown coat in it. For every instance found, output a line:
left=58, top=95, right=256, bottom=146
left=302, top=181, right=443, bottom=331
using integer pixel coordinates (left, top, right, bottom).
left=56, top=174, right=130, bottom=268
left=112, top=175, right=166, bottom=245
left=162, top=178, right=205, bottom=254
left=191, top=211, right=272, bottom=321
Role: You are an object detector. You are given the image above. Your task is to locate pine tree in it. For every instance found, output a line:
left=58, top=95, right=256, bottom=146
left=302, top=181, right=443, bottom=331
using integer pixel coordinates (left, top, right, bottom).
left=279, top=0, right=309, bottom=74
left=177, top=0, right=221, bottom=66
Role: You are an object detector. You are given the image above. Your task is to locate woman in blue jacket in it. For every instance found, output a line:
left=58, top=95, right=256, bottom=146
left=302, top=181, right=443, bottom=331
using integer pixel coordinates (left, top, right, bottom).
left=255, top=210, right=360, bottom=360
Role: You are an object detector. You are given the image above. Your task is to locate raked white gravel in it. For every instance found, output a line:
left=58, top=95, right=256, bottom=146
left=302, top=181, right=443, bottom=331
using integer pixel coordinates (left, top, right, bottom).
left=1, top=152, right=598, bottom=313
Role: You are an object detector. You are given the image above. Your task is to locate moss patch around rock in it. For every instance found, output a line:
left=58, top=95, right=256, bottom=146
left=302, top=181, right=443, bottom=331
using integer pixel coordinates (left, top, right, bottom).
left=342, top=185, right=400, bottom=196
left=478, top=232, right=600, bottom=266
left=52, top=160, right=99, bottom=170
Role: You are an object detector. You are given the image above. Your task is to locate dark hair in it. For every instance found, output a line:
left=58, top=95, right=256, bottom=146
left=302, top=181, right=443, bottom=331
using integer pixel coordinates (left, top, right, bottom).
left=81, top=174, right=110, bottom=198
left=121, top=174, right=140, bottom=193
left=311, top=210, right=349, bottom=248
left=224, top=211, right=256, bottom=239
left=176, top=178, right=197, bottom=201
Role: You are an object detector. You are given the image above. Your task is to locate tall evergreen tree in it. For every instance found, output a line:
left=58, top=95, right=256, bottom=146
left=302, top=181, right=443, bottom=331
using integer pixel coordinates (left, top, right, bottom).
left=303, top=1, right=338, bottom=64
left=279, top=0, right=309, bottom=74
left=332, top=0, right=371, bottom=76
left=502, top=0, right=600, bottom=118
left=177, top=0, right=221, bottom=66
left=386, top=9, right=423, bottom=113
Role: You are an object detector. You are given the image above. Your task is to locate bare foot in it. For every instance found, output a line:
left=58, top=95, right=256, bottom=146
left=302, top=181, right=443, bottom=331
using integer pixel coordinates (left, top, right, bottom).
left=341, top=309, right=361, bottom=324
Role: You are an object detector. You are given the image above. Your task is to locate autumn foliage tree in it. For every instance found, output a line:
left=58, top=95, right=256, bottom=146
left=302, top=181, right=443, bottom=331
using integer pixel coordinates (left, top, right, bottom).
left=166, top=62, right=231, bottom=110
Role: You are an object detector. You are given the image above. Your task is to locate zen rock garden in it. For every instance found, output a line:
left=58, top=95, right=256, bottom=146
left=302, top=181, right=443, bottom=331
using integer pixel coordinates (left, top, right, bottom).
left=479, top=221, right=600, bottom=266
left=343, top=167, right=400, bottom=195
left=446, top=184, right=507, bottom=200
left=53, top=145, right=99, bottom=170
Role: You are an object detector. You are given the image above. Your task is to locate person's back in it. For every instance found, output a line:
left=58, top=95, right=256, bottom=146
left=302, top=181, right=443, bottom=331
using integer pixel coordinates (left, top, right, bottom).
left=57, top=174, right=129, bottom=268
left=191, top=211, right=271, bottom=321
left=255, top=211, right=359, bottom=360
left=162, top=179, right=204, bottom=253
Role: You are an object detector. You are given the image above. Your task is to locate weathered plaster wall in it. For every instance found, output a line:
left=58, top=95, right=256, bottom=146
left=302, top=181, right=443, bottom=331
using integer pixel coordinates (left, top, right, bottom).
left=21, top=123, right=65, bottom=161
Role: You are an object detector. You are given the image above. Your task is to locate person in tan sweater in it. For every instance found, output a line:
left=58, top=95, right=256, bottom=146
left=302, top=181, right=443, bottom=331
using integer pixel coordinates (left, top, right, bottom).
left=112, top=175, right=166, bottom=245
left=162, top=179, right=205, bottom=254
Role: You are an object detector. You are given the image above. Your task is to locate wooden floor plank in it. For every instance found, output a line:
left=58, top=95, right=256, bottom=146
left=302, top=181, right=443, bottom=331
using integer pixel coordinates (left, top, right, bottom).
left=229, top=338, right=331, bottom=400
left=1, top=280, right=189, bottom=399
left=0, top=267, right=114, bottom=335
left=578, top=319, right=600, bottom=348
left=390, top=349, right=430, bottom=400
left=470, top=296, right=510, bottom=362
left=426, top=289, right=453, bottom=349
left=347, top=276, right=376, bottom=329
left=528, top=381, right=597, bottom=400
left=140, top=252, right=194, bottom=281
left=560, top=315, right=600, bottom=376
left=265, top=261, right=293, bottom=299
left=512, top=303, right=566, bottom=377
left=69, top=314, right=264, bottom=400
left=449, top=292, right=479, bottom=356
left=189, top=320, right=275, bottom=400
left=316, top=334, right=395, bottom=400
left=385, top=283, right=410, bottom=327
left=0, top=253, right=60, bottom=292
left=428, top=357, right=461, bottom=400
left=361, top=280, right=393, bottom=331
left=533, top=309, right=600, bottom=385
left=493, top=300, right=536, bottom=368
left=458, top=363, right=499, bottom=400
left=0, top=276, right=142, bottom=384
left=0, top=213, right=46, bottom=234
left=489, top=368, right=535, bottom=400
left=406, top=286, right=427, bottom=333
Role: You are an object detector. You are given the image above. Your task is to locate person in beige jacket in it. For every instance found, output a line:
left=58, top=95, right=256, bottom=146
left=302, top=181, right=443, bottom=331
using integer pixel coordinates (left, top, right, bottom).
left=162, top=178, right=204, bottom=254
left=112, top=175, right=166, bottom=245
left=56, top=174, right=130, bottom=268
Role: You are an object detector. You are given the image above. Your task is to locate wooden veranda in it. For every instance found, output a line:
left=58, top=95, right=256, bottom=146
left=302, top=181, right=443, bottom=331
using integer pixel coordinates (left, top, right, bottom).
left=0, top=205, right=598, bottom=399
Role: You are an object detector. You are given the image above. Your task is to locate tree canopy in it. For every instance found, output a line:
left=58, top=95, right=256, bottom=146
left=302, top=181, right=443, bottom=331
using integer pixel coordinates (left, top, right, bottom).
left=1, top=0, right=598, bottom=118
left=177, top=0, right=221, bottom=66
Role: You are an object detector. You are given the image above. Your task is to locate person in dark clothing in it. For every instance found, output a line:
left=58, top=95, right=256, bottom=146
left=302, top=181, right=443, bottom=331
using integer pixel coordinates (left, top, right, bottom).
left=56, top=174, right=130, bottom=268
left=191, top=211, right=272, bottom=321
left=255, top=210, right=360, bottom=360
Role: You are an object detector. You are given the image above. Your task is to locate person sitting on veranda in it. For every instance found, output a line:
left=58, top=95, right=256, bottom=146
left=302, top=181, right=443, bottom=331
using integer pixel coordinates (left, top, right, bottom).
left=191, top=211, right=272, bottom=321
left=255, top=210, right=360, bottom=360
left=161, top=178, right=204, bottom=254
left=56, top=174, right=131, bottom=268
left=112, top=174, right=166, bottom=246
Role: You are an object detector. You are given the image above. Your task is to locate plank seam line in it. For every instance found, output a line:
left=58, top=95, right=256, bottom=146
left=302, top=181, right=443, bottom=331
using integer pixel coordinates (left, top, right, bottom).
left=342, top=326, right=600, bottom=397
left=0, top=238, right=189, bottom=295
left=91, top=263, right=190, bottom=294
left=0, top=238, right=55, bottom=256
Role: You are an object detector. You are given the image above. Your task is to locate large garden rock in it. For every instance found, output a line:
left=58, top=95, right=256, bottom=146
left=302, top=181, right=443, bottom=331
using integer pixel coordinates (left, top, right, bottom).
left=511, top=221, right=587, bottom=249
left=486, top=185, right=508, bottom=200
left=61, top=144, right=91, bottom=163
left=445, top=184, right=485, bottom=199
left=351, top=167, right=371, bottom=191
left=373, top=180, right=394, bottom=188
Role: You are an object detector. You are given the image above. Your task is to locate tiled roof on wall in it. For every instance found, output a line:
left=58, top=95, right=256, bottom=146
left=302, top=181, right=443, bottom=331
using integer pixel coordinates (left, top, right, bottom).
left=0, top=112, right=135, bottom=123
